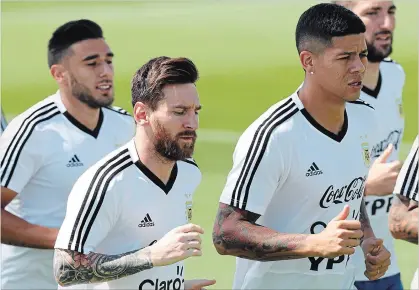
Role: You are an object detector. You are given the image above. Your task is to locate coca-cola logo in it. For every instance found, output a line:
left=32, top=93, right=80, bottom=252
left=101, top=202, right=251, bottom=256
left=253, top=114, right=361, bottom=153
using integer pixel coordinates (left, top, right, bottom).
left=319, top=176, right=366, bottom=208
left=371, top=130, right=402, bottom=158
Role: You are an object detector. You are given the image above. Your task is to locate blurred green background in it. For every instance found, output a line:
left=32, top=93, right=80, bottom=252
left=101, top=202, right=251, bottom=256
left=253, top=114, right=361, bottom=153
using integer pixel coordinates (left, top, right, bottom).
left=1, top=1, right=417, bottom=289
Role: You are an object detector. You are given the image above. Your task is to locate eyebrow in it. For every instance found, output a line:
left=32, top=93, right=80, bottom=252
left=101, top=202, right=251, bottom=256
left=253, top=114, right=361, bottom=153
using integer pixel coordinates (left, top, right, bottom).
left=339, top=49, right=368, bottom=56
left=82, top=52, right=114, bottom=61
left=369, top=4, right=396, bottom=11
left=173, top=105, right=202, bottom=110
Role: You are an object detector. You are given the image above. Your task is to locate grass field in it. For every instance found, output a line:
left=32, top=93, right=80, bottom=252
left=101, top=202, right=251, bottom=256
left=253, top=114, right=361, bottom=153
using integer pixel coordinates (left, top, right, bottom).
left=1, top=1, right=418, bottom=289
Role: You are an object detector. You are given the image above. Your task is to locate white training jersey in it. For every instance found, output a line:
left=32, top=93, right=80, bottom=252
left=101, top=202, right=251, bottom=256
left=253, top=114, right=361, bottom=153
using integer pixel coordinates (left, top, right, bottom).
left=219, top=91, right=378, bottom=290
left=353, top=58, right=405, bottom=281
left=55, top=139, right=201, bottom=290
left=1, top=107, right=8, bottom=135
left=0, top=91, right=135, bottom=289
left=394, top=135, right=418, bottom=202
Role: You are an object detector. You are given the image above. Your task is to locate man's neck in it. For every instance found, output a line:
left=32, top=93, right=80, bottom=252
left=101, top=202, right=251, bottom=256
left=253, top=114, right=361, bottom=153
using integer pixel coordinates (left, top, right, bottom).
left=362, top=62, right=380, bottom=91
left=60, top=90, right=100, bottom=131
left=134, top=134, right=176, bottom=185
left=298, top=81, right=346, bottom=135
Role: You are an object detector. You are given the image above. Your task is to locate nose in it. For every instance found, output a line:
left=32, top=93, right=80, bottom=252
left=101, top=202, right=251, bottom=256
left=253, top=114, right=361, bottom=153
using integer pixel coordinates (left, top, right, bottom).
left=350, top=56, right=366, bottom=74
left=183, top=112, right=198, bottom=131
left=99, top=62, right=113, bottom=78
left=380, top=14, right=395, bottom=32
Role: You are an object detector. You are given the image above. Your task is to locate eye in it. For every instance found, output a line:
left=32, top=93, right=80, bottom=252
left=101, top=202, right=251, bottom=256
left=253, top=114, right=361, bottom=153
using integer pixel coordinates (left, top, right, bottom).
left=106, top=60, right=113, bottom=64
left=87, top=62, right=96, bottom=66
left=365, top=11, right=377, bottom=16
left=174, top=111, right=185, bottom=116
left=360, top=53, right=368, bottom=58
left=388, top=10, right=396, bottom=15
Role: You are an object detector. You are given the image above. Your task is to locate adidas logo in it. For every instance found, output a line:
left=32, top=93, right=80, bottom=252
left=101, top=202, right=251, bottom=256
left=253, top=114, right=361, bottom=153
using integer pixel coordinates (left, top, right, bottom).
left=138, top=213, right=154, bottom=227
left=306, top=162, right=323, bottom=177
left=66, top=155, right=83, bottom=167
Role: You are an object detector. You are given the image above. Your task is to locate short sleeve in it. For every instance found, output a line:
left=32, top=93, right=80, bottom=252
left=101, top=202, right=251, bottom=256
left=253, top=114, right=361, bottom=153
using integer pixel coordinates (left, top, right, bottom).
left=0, top=116, right=43, bottom=193
left=55, top=166, right=120, bottom=254
left=219, top=126, right=288, bottom=216
left=393, top=136, right=418, bottom=201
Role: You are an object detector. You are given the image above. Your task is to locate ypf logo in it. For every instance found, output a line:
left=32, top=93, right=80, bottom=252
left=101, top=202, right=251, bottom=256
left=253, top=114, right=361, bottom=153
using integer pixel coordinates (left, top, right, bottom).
left=138, top=265, right=184, bottom=290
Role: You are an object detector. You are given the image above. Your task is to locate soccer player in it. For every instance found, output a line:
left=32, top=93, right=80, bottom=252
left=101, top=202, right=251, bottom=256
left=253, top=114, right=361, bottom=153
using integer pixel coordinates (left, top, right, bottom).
left=53, top=56, right=216, bottom=290
left=389, top=135, right=418, bottom=289
left=0, top=20, right=135, bottom=289
left=333, top=1, right=406, bottom=289
left=212, top=4, right=391, bottom=289
left=1, top=107, right=8, bottom=135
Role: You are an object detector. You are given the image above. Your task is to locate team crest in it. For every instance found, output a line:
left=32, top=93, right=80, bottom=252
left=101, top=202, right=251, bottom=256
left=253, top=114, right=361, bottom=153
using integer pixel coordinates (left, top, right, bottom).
left=361, top=142, right=370, bottom=167
left=185, top=201, right=193, bottom=222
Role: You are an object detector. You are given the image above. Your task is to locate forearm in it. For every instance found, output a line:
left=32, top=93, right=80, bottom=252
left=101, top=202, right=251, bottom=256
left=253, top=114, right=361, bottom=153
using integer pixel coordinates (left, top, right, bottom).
left=360, top=199, right=375, bottom=240
left=54, top=247, right=153, bottom=286
left=1, top=209, right=58, bottom=249
left=389, top=196, right=418, bottom=244
left=212, top=204, right=313, bottom=261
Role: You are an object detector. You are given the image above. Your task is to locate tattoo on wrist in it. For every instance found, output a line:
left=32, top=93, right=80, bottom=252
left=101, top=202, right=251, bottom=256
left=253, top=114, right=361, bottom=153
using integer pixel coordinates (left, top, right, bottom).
left=54, top=247, right=153, bottom=286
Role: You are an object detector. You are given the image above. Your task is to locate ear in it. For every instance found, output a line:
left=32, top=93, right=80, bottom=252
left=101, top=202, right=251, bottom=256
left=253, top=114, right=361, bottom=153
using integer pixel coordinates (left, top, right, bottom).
left=299, top=50, right=315, bottom=74
left=133, top=102, right=149, bottom=125
left=50, top=64, right=67, bottom=85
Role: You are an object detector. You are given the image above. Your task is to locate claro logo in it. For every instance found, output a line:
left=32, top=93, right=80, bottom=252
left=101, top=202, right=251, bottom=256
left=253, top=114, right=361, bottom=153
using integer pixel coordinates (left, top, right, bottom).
left=138, top=265, right=184, bottom=290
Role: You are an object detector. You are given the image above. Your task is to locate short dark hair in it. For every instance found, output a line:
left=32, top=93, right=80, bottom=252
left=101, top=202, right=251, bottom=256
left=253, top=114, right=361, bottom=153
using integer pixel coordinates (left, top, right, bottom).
left=131, top=56, right=199, bottom=110
left=47, top=19, right=103, bottom=68
left=295, top=3, right=366, bottom=54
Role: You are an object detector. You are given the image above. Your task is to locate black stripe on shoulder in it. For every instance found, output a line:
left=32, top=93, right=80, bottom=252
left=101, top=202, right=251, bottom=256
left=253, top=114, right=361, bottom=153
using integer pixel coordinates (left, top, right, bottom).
left=67, top=148, right=133, bottom=253
left=181, top=158, right=199, bottom=168
left=104, top=106, right=131, bottom=116
left=231, top=98, right=298, bottom=210
left=348, top=100, right=374, bottom=110
left=399, top=146, right=418, bottom=199
left=1, top=102, right=60, bottom=187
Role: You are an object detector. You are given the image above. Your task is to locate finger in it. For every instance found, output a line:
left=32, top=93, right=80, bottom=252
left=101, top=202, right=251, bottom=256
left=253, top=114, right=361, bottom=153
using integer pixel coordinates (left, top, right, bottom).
left=182, top=232, right=202, bottom=243
left=187, top=240, right=202, bottom=250
left=375, top=143, right=393, bottom=163
left=366, top=252, right=389, bottom=265
left=365, top=269, right=385, bottom=281
left=187, top=248, right=202, bottom=257
left=193, top=279, right=217, bottom=288
left=337, top=220, right=361, bottom=230
left=390, top=160, right=403, bottom=171
left=332, top=205, right=350, bottom=221
left=339, top=229, right=364, bottom=239
left=342, top=238, right=361, bottom=248
left=366, top=259, right=391, bottom=272
left=176, top=223, right=204, bottom=234
left=340, top=247, right=356, bottom=256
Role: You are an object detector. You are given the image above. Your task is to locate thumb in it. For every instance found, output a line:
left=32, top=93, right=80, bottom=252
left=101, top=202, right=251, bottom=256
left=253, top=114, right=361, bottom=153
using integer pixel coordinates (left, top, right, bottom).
left=332, top=205, right=350, bottom=221
left=375, top=143, right=393, bottom=163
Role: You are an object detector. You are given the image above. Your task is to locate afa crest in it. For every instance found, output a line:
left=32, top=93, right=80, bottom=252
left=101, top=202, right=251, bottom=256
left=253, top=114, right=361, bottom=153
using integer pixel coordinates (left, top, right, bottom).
left=185, top=201, right=193, bottom=222
left=361, top=142, right=370, bottom=167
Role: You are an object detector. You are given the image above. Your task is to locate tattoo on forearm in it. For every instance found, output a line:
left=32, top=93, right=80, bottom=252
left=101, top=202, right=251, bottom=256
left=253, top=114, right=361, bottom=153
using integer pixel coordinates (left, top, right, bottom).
left=54, top=248, right=153, bottom=286
left=212, top=203, right=308, bottom=261
left=359, top=199, right=373, bottom=243
left=389, top=195, right=418, bottom=245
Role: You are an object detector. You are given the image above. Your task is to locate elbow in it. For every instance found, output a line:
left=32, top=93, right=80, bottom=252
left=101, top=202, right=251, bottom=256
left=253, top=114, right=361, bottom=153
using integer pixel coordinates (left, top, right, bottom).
left=212, top=222, right=234, bottom=256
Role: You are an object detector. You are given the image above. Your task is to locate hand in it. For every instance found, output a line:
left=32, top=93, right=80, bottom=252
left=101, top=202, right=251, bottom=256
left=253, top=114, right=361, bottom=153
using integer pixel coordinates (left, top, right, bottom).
left=309, top=205, right=363, bottom=258
left=365, top=144, right=402, bottom=196
left=148, top=224, right=204, bottom=267
left=361, top=237, right=391, bottom=280
left=185, top=279, right=216, bottom=290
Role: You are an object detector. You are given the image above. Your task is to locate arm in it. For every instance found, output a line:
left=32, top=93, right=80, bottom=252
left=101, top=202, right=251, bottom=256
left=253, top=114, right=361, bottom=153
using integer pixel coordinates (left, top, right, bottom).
left=1, top=186, right=58, bottom=249
left=359, top=198, right=375, bottom=242
left=54, top=248, right=153, bottom=286
left=389, top=194, right=418, bottom=244
left=213, top=203, right=318, bottom=261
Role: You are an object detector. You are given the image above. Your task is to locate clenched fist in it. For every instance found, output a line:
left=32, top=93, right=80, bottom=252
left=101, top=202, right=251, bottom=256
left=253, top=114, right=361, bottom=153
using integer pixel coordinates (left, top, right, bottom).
left=149, top=224, right=204, bottom=267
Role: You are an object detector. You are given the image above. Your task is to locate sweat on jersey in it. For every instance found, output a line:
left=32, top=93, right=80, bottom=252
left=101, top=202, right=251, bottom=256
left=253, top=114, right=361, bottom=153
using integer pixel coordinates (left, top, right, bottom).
left=55, top=139, right=202, bottom=290
left=0, top=91, right=135, bottom=289
left=352, top=58, right=406, bottom=282
left=219, top=90, right=379, bottom=290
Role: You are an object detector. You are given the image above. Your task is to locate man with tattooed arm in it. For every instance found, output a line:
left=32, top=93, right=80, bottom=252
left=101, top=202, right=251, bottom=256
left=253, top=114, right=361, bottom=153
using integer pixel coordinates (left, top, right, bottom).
left=212, top=4, right=391, bottom=289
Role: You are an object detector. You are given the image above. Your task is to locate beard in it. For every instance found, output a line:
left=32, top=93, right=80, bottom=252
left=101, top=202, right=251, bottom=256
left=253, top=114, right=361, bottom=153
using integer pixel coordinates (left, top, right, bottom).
left=367, top=35, right=393, bottom=63
left=153, top=121, right=197, bottom=161
left=70, top=74, right=114, bottom=109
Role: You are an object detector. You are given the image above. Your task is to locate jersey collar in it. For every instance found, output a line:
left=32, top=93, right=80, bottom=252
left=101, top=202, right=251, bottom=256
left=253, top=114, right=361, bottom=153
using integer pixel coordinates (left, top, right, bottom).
left=52, top=91, right=104, bottom=139
left=127, top=139, right=178, bottom=194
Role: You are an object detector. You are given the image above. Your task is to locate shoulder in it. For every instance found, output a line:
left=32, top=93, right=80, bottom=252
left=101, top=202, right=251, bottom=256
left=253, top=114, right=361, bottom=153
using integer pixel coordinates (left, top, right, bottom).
left=103, top=105, right=134, bottom=124
left=1, top=95, right=61, bottom=142
left=178, top=158, right=201, bottom=178
left=239, top=96, right=300, bottom=146
left=381, top=58, right=405, bottom=79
